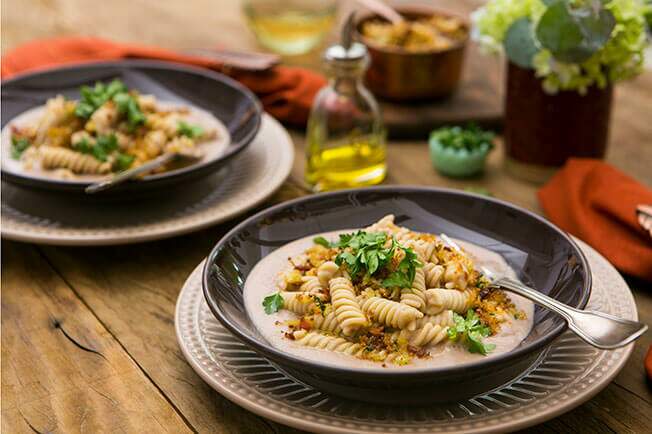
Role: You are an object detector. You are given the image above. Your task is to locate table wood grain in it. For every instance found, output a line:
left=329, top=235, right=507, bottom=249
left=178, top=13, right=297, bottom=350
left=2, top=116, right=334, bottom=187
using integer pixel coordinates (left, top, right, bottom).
left=2, top=1, right=651, bottom=433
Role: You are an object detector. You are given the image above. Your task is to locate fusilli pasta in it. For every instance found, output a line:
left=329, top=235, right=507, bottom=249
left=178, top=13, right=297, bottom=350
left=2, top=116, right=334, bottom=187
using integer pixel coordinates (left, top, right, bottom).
left=329, top=277, right=368, bottom=335
left=361, top=296, right=423, bottom=330
left=40, top=146, right=112, bottom=174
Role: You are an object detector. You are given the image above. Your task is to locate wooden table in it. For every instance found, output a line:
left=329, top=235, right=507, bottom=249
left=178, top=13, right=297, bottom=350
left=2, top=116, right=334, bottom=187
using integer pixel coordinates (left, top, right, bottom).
left=2, top=1, right=651, bottom=433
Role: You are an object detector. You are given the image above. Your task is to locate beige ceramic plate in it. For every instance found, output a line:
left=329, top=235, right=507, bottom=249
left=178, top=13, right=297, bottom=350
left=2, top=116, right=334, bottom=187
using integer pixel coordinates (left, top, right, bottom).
left=1, top=114, right=293, bottom=245
left=175, top=239, right=636, bottom=434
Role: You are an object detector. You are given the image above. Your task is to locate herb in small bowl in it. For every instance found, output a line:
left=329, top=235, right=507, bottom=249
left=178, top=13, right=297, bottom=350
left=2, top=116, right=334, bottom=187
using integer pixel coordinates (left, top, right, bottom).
left=429, top=124, right=495, bottom=178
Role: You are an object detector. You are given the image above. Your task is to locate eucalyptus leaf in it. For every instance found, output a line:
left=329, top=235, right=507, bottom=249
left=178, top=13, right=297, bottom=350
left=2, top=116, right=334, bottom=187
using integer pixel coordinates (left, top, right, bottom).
left=536, top=1, right=615, bottom=63
left=504, top=17, right=539, bottom=68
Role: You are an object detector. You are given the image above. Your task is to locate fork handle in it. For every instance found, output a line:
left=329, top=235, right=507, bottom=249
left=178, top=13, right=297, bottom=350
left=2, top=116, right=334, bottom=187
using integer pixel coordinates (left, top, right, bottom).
left=494, top=277, right=577, bottom=320
left=85, top=153, right=176, bottom=194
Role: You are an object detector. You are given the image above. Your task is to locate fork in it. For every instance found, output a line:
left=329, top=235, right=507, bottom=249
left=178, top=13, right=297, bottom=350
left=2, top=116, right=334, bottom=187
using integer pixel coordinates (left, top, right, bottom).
left=439, top=234, right=648, bottom=350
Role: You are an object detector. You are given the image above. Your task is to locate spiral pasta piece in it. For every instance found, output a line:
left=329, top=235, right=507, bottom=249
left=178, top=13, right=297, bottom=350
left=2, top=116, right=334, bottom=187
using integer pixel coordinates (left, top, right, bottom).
left=40, top=146, right=112, bottom=174
left=281, top=291, right=321, bottom=315
left=409, top=323, right=449, bottom=347
left=299, top=276, right=325, bottom=295
left=403, top=239, right=435, bottom=263
left=361, top=296, right=423, bottom=331
left=317, top=261, right=341, bottom=287
left=293, top=331, right=362, bottom=356
left=415, top=310, right=455, bottom=329
left=400, top=267, right=427, bottom=311
left=424, top=288, right=473, bottom=314
left=423, top=263, right=445, bottom=288
left=329, top=277, right=368, bottom=335
left=308, top=310, right=342, bottom=334
left=444, top=262, right=469, bottom=290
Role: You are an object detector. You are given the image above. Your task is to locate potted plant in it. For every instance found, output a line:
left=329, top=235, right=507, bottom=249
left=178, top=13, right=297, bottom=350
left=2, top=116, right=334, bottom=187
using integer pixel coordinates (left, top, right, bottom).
left=472, top=0, right=649, bottom=182
left=429, top=124, right=495, bottom=177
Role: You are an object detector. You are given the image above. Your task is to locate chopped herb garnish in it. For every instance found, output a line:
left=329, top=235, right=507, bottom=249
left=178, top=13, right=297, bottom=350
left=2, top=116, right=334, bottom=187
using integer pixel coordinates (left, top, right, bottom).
left=263, top=292, right=284, bottom=314
left=72, top=137, right=93, bottom=154
left=331, top=231, right=421, bottom=287
left=382, top=247, right=419, bottom=289
left=113, top=92, right=145, bottom=130
left=312, top=295, right=326, bottom=314
left=448, top=309, right=496, bottom=355
left=75, top=79, right=128, bottom=119
left=313, top=236, right=331, bottom=248
left=430, top=124, right=495, bottom=152
left=74, top=134, right=118, bottom=162
left=177, top=121, right=204, bottom=139
left=10, top=136, right=31, bottom=159
left=113, top=153, right=135, bottom=171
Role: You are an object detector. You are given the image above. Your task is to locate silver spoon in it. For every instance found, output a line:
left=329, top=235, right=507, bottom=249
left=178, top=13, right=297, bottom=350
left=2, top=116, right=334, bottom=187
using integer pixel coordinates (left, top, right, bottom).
left=439, top=233, right=648, bottom=350
left=85, top=150, right=201, bottom=194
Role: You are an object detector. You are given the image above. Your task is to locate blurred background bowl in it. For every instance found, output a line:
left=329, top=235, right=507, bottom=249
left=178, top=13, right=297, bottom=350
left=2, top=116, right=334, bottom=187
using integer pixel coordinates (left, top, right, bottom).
left=355, top=5, right=469, bottom=102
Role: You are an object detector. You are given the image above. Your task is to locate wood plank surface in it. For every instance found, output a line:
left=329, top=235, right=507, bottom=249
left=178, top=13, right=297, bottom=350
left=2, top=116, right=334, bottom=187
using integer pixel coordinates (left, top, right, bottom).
left=2, top=0, right=651, bottom=433
left=1, top=243, right=192, bottom=433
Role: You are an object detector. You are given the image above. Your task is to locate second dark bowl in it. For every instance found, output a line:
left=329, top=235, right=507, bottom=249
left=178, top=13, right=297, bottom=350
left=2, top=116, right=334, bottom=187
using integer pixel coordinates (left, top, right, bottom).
left=203, top=186, right=591, bottom=405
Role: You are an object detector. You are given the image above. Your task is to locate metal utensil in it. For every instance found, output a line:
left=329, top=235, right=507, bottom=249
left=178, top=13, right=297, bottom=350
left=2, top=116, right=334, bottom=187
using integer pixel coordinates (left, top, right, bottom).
left=85, top=150, right=201, bottom=194
left=636, top=204, right=652, bottom=239
left=439, top=234, right=648, bottom=350
left=184, top=48, right=280, bottom=72
left=357, top=0, right=404, bottom=24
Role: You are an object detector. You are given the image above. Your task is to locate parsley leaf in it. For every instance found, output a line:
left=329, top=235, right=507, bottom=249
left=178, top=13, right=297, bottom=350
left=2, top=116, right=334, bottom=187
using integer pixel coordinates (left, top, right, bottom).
left=113, top=92, right=145, bottom=130
left=73, top=134, right=119, bottom=162
left=331, top=230, right=421, bottom=287
left=75, top=79, right=127, bottom=119
left=447, top=309, right=496, bottom=355
left=313, top=236, right=332, bottom=248
left=178, top=121, right=204, bottom=139
left=113, top=153, right=135, bottom=171
left=10, top=136, right=31, bottom=159
left=263, top=292, right=284, bottom=314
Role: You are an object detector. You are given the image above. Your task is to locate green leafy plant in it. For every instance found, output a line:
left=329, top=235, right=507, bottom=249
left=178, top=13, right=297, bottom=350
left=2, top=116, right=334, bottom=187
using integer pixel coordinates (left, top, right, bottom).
left=448, top=309, right=496, bottom=355
left=263, top=292, right=284, bottom=314
left=473, top=0, right=650, bottom=93
left=429, top=124, right=495, bottom=153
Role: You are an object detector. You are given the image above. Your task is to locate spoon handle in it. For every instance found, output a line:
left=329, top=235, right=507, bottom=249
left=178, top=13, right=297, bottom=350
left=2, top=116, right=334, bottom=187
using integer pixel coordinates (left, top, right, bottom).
left=85, top=153, right=175, bottom=194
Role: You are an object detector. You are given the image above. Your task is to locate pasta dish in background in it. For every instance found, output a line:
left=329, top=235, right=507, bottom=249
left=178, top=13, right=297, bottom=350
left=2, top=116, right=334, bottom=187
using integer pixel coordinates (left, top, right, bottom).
left=7, top=79, right=217, bottom=178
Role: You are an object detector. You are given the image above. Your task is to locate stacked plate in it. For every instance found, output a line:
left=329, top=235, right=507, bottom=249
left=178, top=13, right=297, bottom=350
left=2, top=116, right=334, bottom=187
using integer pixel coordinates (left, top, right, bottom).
left=1, top=61, right=294, bottom=245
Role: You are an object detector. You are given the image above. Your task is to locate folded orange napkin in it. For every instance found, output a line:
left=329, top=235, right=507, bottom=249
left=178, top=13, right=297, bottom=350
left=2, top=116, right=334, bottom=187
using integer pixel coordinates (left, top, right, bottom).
left=538, top=158, right=652, bottom=281
left=1, top=37, right=326, bottom=127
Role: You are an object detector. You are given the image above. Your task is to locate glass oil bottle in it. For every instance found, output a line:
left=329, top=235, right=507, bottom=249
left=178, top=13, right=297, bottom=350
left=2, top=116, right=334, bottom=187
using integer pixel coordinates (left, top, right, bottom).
left=305, top=39, right=386, bottom=191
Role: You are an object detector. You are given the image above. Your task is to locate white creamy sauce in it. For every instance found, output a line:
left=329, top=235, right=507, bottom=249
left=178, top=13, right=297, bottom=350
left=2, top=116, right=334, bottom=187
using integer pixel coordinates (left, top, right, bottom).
left=244, top=230, right=534, bottom=371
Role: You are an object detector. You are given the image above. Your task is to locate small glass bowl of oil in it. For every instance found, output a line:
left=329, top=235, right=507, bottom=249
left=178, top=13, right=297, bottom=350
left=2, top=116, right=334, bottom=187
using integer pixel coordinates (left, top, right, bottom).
left=242, top=0, right=338, bottom=56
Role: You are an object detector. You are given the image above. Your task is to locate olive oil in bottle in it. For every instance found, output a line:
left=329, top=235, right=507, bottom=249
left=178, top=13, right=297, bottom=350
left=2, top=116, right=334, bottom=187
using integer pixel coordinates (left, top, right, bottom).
left=305, top=41, right=386, bottom=191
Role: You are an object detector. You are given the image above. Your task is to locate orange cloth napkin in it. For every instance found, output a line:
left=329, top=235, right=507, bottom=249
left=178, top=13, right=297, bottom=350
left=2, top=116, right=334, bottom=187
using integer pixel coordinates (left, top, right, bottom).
left=1, top=37, right=326, bottom=127
left=538, top=158, right=652, bottom=281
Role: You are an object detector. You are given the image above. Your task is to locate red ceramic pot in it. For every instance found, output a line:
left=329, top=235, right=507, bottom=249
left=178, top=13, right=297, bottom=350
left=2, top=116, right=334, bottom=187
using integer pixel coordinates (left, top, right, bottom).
left=504, top=62, right=613, bottom=183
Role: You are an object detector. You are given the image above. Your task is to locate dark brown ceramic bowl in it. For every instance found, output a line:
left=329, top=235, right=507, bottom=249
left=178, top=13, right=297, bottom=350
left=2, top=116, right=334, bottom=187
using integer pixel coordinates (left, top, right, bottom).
left=203, top=186, right=591, bottom=405
left=355, top=6, right=469, bottom=101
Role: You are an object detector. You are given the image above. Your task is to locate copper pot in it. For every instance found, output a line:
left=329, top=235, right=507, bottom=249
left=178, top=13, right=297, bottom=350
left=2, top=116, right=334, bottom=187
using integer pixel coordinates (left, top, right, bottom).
left=355, top=6, right=468, bottom=102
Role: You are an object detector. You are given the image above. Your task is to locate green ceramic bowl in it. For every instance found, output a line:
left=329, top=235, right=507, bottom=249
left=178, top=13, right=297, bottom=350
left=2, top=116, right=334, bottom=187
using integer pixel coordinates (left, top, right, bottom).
left=429, top=137, right=491, bottom=178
